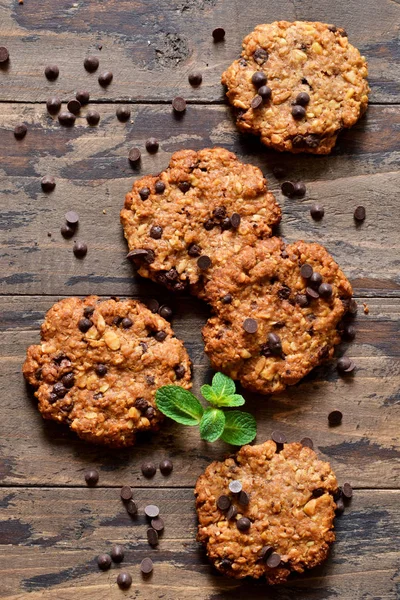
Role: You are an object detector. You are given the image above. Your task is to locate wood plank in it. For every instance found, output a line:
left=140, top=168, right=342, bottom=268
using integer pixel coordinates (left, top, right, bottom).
left=0, top=296, right=399, bottom=488
left=0, top=0, right=399, bottom=103
left=1, top=103, right=399, bottom=297
left=0, top=487, right=398, bottom=599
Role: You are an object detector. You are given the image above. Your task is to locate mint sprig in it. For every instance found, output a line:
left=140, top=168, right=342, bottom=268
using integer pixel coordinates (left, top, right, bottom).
left=155, top=372, right=256, bottom=446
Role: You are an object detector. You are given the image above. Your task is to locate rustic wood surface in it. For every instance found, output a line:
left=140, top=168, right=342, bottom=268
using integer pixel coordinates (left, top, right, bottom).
left=0, top=1, right=399, bottom=598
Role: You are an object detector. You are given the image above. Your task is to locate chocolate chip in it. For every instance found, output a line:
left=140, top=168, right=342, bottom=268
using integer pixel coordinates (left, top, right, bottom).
left=292, top=105, right=306, bottom=119
left=306, top=287, right=319, bottom=300
left=48, top=392, right=58, bottom=404
left=337, top=357, right=355, bottom=374
left=159, top=459, right=173, bottom=475
left=53, top=382, right=67, bottom=398
left=140, top=557, right=154, bottom=574
left=221, top=294, right=232, bottom=304
left=354, top=206, right=366, bottom=222
left=0, top=47, right=9, bottom=63
left=84, top=56, right=99, bottom=72
left=95, top=364, right=107, bottom=377
left=219, top=217, right=230, bottom=231
left=189, top=71, right=202, bottom=86
left=73, top=241, right=88, bottom=260
left=45, top=65, right=59, bottom=81
left=141, top=462, right=156, bottom=478
left=230, top=213, right=241, bottom=228
left=238, top=491, right=250, bottom=506
left=335, top=497, right=345, bottom=514
left=58, top=111, right=76, bottom=127
left=97, top=554, right=111, bottom=570
left=243, top=318, right=258, bottom=334
left=267, top=332, right=282, bottom=355
left=236, top=517, right=251, bottom=532
left=197, top=255, right=212, bottom=270
left=14, top=124, right=27, bottom=140
left=147, top=527, right=159, bottom=546
left=258, top=86, right=272, bottom=101
left=67, top=99, right=81, bottom=115
left=120, top=486, right=133, bottom=501
left=225, top=505, right=237, bottom=521
left=342, top=482, right=353, bottom=499
left=328, top=410, right=343, bottom=426
left=111, top=544, right=124, bottom=563
left=46, top=97, right=61, bottom=114
left=65, top=211, right=79, bottom=226
left=116, top=106, right=131, bottom=122
left=62, top=373, right=75, bottom=388
left=78, top=317, right=93, bottom=333
left=300, top=264, right=313, bottom=279
left=271, top=430, right=287, bottom=445
left=159, top=305, right=173, bottom=320
left=220, top=558, right=232, bottom=570
left=343, top=324, right=356, bottom=341
left=310, top=204, right=324, bottom=220
left=213, top=206, right=226, bottom=220
left=126, top=500, right=138, bottom=515
left=41, top=176, right=56, bottom=193
left=140, top=342, right=149, bottom=354
left=117, top=572, right=132, bottom=590
left=145, top=406, right=156, bottom=419
left=212, top=27, right=225, bottom=42
left=300, top=437, right=314, bottom=449
left=150, top=225, right=163, bottom=239
left=139, top=186, right=150, bottom=200
left=135, top=398, right=149, bottom=412
left=281, top=181, right=295, bottom=197
left=172, top=96, right=186, bottom=113
left=266, top=552, right=281, bottom=568
left=293, top=181, right=306, bottom=198
left=86, top=109, right=100, bottom=126
left=260, top=546, right=274, bottom=561
left=254, top=48, right=268, bottom=64
left=98, top=71, right=113, bottom=86
left=155, top=180, right=165, bottom=194
left=76, top=90, right=90, bottom=105
left=155, top=331, right=167, bottom=342
left=203, top=219, right=215, bottom=231
left=309, top=272, right=323, bottom=288
left=178, top=181, right=191, bottom=193
left=251, top=71, right=267, bottom=87
left=120, top=317, right=132, bottom=329
left=312, top=488, right=325, bottom=498
left=151, top=516, right=164, bottom=532
left=228, top=480, right=242, bottom=494
left=187, top=243, right=202, bottom=257
left=174, top=364, right=186, bottom=379
left=348, top=299, right=358, bottom=315
left=251, top=95, right=263, bottom=109
left=146, top=137, right=159, bottom=153
left=217, top=495, right=231, bottom=511
left=296, top=92, right=310, bottom=106
left=319, top=283, right=333, bottom=299
left=84, top=469, right=99, bottom=486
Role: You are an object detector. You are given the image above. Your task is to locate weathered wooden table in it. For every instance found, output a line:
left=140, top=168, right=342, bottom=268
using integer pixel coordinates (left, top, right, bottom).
left=1, top=1, right=399, bottom=598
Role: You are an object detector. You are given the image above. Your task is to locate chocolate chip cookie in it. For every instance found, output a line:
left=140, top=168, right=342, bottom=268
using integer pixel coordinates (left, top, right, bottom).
left=222, top=21, right=369, bottom=154
left=121, top=148, right=281, bottom=295
left=202, top=238, right=353, bottom=394
left=23, top=297, right=192, bottom=447
left=195, top=440, right=338, bottom=583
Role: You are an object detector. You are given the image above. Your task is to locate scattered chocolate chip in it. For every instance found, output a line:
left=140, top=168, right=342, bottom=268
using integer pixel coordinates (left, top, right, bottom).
left=236, top=517, right=251, bottom=532
left=319, top=283, right=333, bottom=299
left=328, top=410, right=343, bottom=426
left=147, top=527, right=159, bottom=546
left=300, top=264, right=313, bottom=279
left=281, top=181, right=295, bottom=197
left=292, top=105, right=306, bottom=119
left=296, top=294, right=309, bottom=307
left=212, top=27, right=225, bottom=42
left=157, top=460, right=173, bottom=477
left=95, top=364, right=107, bottom=377
left=139, top=186, right=150, bottom=200
left=78, top=317, right=93, bottom=333
left=46, top=97, right=62, bottom=114
left=337, top=357, right=355, bottom=374
left=260, top=546, right=274, bottom=561
left=188, top=71, right=202, bottom=86
left=251, top=94, right=263, bottom=109
left=120, top=317, right=132, bottom=329
left=14, top=124, right=27, bottom=140
left=254, top=48, right=268, bottom=64
left=343, top=324, right=356, bottom=341
left=0, top=47, right=9, bottom=63
left=146, top=137, right=159, bottom=153
left=203, top=219, right=215, bottom=231
left=116, top=106, right=131, bottom=122
left=309, top=272, right=323, bottom=288
left=238, top=491, right=250, bottom=506
left=111, top=544, right=124, bottom=563
left=172, top=96, right=186, bottom=113
left=226, top=505, right=238, bottom=520
left=230, top=213, right=241, bottom=228
left=86, top=109, right=100, bottom=126
left=296, top=92, right=310, bottom=106
left=150, top=225, right=163, bottom=240
left=84, top=469, right=99, bottom=486
left=251, top=71, right=267, bottom=87
left=271, top=430, right=287, bottom=445
left=174, top=364, right=186, bottom=379
left=221, top=293, right=232, bottom=304
left=98, top=71, right=113, bottom=87
left=300, top=437, right=314, bottom=449
left=84, top=56, right=99, bottom=72
left=141, top=462, right=156, bottom=478
left=217, top=495, right=231, bottom=511
left=73, top=241, right=87, bottom=258
left=266, top=552, right=281, bottom=568
left=243, top=318, right=258, bottom=334
left=67, top=99, right=81, bottom=115
left=41, top=176, right=56, bottom=193
left=293, top=181, right=306, bottom=198
left=334, top=487, right=343, bottom=501
left=155, top=180, right=165, bottom=194
left=120, top=486, right=133, bottom=501
left=151, top=516, right=164, bottom=532
left=342, top=482, right=353, bottom=499
left=306, top=287, right=319, bottom=300
left=228, top=480, right=242, bottom=494
left=178, top=181, right=191, bottom=193
left=61, top=373, right=75, bottom=388
left=354, top=206, right=366, bottom=222
left=65, top=210, right=79, bottom=226
left=97, top=553, right=112, bottom=571
left=197, top=255, right=212, bottom=270
left=220, top=217, right=231, bottom=231
left=140, top=557, right=154, bottom=574
left=45, top=65, right=59, bottom=81
left=335, top=497, right=345, bottom=515
left=154, top=331, right=167, bottom=342
left=126, top=500, right=138, bottom=515
left=267, top=332, right=282, bottom=355
left=76, top=90, right=90, bottom=105
left=310, top=204, right=324, bottom=220
left=159, top=305, right=173, bottom=320
left=117, top=572, right=132, bottom=590
left=144, top=299, right=159, bottom=315
left=187, top=243, right=202, bottom=258
left=58, top=111, right=76, bottom=127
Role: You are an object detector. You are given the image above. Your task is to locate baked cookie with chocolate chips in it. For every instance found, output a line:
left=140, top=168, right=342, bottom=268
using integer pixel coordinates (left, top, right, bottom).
left=202, top=238, right=353, bottom=394
left=23, top=297, right=191, bottom=447
left=222, top=21, right=369, bottom=154
left=195, top=439, right=338, bottom=583
left=121, top=148, right=281, bottom=295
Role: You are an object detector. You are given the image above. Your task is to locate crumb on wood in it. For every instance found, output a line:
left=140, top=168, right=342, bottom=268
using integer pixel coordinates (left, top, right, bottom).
left=363, top=302, right=369, bottom=315
left=102, top=209, right=106, bottom=214
left=18, top=0, right=24, bottom=4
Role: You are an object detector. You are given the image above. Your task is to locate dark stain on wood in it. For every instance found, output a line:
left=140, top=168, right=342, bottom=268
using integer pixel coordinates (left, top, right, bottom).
left=0, top=519, right=32, bottom=545
left=21, top=562, right=94, bottom=591
left=320, top=438, right=400, bottom=463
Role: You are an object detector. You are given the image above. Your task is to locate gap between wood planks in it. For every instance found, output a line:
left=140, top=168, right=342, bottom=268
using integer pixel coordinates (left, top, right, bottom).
left=0, top=99, right=397, bottom=106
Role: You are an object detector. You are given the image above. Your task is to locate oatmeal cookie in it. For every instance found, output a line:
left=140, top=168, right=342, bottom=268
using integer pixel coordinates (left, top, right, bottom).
left=121, top=148, right=281, bottom=295
left=23, top=297, right=191, bottom=447
left=222, top=21, right=369, bottom=154
left=195, top=440, right=338, bottom=583
left=202, top=238, right=353, bottom=394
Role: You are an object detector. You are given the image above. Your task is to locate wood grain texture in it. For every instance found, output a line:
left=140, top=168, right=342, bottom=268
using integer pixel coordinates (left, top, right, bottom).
left=0, top=487, right=398, bottom=599
left=1, top=296, right=399, bottom=488
left=0, top=0, right=399, bottom=103
left=1, top=103, right=399, bottom=297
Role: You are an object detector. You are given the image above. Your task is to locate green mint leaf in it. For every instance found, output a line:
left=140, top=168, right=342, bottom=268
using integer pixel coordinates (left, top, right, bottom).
left=211, top=372, right=236, bottom=398
left=220, top=410, right=257, bottom=446
left=200, top=384, right=219, bottom=404
left=155, top=386, right=204, bottom=425
left=199, top=408, right=226, bottom=442
left=217, top=394, right=245, bottom=407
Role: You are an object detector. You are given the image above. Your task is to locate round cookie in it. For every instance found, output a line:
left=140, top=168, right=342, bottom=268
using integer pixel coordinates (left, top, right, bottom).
left=221, top=21, right=369, bottom=154
left=195, top=440, right=338, bottom=583
left=202, top=238, right=353, bottom=394
left=121, top=148, right=281, bottom=295
left=23, top=297, right=192, bottom=447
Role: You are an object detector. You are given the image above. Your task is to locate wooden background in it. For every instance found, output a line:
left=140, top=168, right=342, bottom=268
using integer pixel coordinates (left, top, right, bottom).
left=0, top=1, right=399, bottom=598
